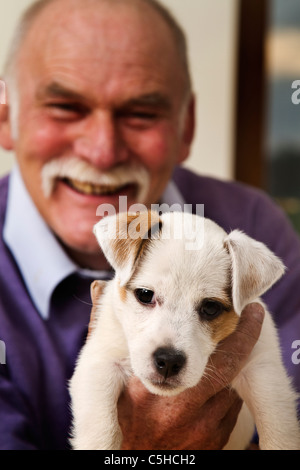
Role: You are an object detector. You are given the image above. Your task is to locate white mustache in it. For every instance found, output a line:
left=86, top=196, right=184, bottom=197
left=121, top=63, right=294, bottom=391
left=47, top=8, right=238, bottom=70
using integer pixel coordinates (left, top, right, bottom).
left=41, top=156, right=150, bottom=202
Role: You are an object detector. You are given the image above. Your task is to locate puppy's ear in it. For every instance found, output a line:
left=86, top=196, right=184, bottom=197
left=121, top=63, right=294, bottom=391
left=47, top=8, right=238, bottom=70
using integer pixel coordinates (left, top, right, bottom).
left=94, top=211, right=162, bottom=286
left=88, top=280, right=107, bottom=338
left=224, top=230, right=285, bottom=314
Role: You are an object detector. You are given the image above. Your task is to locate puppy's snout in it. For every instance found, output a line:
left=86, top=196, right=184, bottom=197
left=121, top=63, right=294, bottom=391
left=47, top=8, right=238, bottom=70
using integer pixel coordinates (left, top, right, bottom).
left=153, top=347, right=186, bottom=379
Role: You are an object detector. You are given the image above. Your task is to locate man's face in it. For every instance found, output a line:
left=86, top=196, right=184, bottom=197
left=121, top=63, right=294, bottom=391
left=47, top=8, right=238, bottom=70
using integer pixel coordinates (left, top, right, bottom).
left=5, top=0, right=194, bottom=265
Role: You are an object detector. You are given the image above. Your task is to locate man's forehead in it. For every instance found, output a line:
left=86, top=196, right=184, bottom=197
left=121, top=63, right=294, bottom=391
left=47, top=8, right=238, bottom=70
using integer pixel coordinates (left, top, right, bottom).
left=21, top=0, right=179, bottom=76
left=16, top=0, right=187, bottom=107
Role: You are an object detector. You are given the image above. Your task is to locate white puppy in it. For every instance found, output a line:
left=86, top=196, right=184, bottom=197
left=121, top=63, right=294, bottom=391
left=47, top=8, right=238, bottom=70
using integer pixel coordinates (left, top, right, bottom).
left=69, top=211, right=300, bottom=450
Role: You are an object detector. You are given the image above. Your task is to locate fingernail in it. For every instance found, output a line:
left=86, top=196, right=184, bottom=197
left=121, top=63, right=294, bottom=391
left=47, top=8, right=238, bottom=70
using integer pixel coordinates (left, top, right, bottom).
left=247, top=302, right=265, bottom=323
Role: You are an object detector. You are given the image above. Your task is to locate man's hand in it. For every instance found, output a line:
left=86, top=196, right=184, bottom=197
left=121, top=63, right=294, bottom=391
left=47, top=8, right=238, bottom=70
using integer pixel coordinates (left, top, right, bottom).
left=117, top=303, right=265, bottom=450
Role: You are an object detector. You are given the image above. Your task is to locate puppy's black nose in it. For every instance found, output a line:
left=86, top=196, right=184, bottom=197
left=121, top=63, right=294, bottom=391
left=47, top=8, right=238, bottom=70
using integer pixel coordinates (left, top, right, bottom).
left=153, top=347, right=186, bottom=379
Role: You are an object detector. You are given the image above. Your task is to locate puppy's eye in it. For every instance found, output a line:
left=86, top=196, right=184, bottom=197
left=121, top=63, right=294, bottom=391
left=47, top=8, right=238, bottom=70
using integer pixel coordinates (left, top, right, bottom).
left=135, top=288, right=155, bottom=305
left=198, top=299, right=224, bottom=320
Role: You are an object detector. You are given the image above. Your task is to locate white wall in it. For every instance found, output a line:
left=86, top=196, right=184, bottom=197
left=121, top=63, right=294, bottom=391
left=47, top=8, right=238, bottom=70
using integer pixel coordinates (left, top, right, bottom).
left=161, top=0, right=238, bottom=180
left=0, top=0, right=34, bottom=176
left=0, top=0, right=238, bottom=180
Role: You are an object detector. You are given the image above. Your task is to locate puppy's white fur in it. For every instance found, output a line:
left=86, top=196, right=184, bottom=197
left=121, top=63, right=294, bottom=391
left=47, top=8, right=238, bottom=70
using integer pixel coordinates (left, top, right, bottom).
left=69, top=211, right=300, bottom=450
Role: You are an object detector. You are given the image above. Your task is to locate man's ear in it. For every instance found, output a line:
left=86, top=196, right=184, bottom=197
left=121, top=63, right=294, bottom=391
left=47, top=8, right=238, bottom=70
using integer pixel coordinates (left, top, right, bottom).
left=177, top=94, right=196, bottom=165
left=224, top=230, right=285, bottom=314
left=0, top=81, right=14, bottom=151
left=93, top=210, right=162, bottom=286
left=0, top=105, right=14, bottom=150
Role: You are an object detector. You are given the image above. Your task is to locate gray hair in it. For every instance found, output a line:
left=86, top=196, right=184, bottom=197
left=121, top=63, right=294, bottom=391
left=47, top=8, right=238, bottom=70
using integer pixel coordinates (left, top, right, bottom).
left=3, top=0, right=192, bottom=137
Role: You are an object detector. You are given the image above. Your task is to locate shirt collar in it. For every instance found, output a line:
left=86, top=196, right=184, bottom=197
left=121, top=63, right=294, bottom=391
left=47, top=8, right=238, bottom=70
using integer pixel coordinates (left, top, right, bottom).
left=3, top=166, right=185, bottom=320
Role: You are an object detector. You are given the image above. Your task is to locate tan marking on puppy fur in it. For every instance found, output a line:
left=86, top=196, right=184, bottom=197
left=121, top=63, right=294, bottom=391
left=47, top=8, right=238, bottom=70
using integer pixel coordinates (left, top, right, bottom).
left=209, top=308, right=239, bottom=344
left=118, top=280, right=127, bottom=303
left=206, top=269, right=237, bottom=344
left=88, top=280, right=107, bottom=338
left=109, top=214, right=137, bottom=268
left=111, top=211, right=162, bottom=271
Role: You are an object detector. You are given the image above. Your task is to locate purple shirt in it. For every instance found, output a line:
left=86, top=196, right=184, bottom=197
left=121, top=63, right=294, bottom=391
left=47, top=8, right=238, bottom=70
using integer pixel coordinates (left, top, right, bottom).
left=1, top=166, right=300, bottom=449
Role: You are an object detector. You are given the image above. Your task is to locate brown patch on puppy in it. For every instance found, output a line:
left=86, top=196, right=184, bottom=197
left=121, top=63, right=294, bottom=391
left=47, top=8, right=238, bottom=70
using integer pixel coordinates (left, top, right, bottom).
left=209, top=308, right=239, bottom=344
left=88, top=280, right=107, bottom=338
left=206, top=266, right=237, bottom=344
left=118, top=280, right=127, bottom=303
left=111, top=211, right=162, bottom=272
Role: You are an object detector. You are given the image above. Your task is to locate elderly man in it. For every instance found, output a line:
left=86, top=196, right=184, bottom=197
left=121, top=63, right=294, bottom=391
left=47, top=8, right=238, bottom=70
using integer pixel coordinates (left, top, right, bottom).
left=0, top=0, right=299, bottom=450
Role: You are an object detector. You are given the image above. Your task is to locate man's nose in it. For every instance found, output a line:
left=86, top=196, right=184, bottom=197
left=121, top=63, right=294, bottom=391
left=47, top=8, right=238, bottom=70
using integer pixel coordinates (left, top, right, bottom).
left=74, top=111, right=128, bottom=169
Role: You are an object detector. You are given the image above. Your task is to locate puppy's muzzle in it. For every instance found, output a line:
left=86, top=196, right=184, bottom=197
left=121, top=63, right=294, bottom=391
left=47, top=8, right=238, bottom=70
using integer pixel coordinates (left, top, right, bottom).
left=153, top=347, right=186, bottom=379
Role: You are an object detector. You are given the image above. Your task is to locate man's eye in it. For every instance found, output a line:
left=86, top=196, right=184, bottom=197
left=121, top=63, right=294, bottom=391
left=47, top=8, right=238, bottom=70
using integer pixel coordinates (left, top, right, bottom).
left=198, top=299, right=224, bottom=320
left=130, top=112, right=157, bottom=119
left=119, top=109, right=159, bottom=127
left=46, top=102, right=88, bottom=117
left=134, top=288, right=156, bottom=305
left=47, top=103, right=75, bottom=110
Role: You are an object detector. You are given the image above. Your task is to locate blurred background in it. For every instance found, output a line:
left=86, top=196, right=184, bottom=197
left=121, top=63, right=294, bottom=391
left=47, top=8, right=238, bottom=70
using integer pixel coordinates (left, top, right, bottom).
left=0, top=0, right=299, bottom=231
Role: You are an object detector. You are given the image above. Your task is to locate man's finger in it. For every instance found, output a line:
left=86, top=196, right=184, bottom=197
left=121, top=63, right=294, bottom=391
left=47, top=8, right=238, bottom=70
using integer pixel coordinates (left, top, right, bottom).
left=203, top=387, right=242, bottom=422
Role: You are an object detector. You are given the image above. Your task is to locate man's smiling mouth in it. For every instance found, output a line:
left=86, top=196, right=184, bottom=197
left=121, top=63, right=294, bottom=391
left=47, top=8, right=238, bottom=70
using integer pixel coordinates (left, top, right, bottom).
left=41, top=156, right=150, bottom=202
left=62, top=177, right=134, bottom=196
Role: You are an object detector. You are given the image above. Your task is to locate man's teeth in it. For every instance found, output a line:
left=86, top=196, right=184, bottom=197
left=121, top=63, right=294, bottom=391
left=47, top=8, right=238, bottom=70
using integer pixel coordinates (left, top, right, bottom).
left=64, top=178, right=128, bottom=195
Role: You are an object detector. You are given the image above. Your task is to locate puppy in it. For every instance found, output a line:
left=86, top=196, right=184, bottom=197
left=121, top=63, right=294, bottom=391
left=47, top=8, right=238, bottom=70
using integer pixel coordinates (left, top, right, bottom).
left=69, top=210, right=300, bottom=450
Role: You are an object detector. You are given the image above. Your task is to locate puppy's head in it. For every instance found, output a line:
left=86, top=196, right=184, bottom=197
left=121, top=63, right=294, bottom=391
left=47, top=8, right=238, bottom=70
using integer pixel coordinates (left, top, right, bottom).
left=94, top=211, right=285, bottom=396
